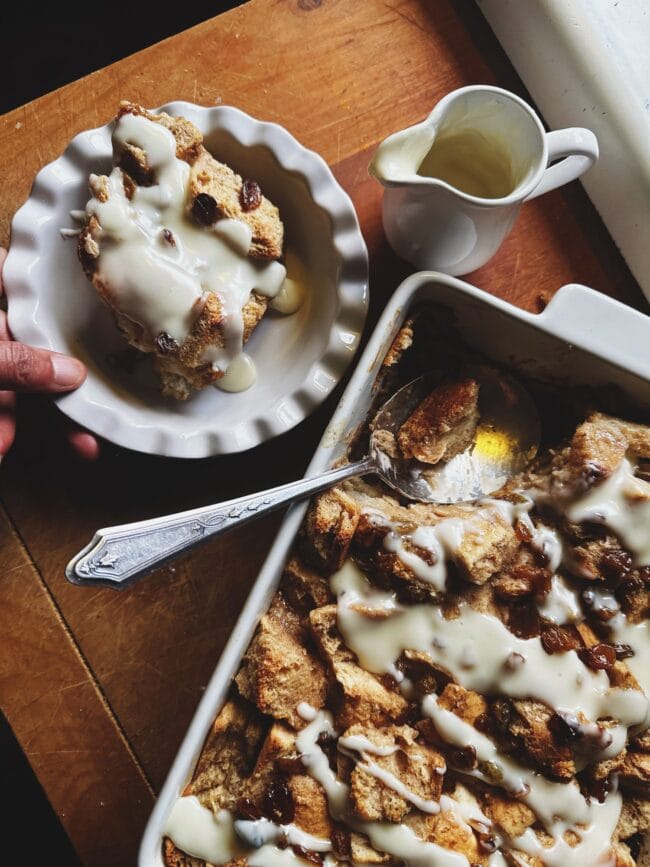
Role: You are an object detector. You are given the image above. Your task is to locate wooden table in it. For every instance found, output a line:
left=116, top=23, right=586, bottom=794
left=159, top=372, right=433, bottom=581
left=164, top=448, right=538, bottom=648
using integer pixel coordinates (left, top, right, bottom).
left=0, top=1, right=646, bottom=864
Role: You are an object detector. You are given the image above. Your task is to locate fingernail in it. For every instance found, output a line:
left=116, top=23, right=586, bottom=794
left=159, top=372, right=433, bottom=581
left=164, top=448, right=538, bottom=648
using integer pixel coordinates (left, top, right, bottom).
left=51, top=354, right=86, bottom=387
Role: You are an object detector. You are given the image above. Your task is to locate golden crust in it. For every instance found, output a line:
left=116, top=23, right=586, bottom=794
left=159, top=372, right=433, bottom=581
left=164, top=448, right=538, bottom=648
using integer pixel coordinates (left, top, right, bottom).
left=189, top=149, right=283, bottom=260
left=397, top=378, right=480, bottom=464
left=235, top=596, right=328, bottom=730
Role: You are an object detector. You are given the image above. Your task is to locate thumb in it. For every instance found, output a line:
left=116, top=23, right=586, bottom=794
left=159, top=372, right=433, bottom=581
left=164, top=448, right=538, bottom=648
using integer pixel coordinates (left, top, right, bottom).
left=0, top=343, right=86, bottom=393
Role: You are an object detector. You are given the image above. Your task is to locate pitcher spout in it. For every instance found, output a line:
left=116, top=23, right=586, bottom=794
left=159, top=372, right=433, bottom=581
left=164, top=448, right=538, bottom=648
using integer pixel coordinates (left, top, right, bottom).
left=368, top=120, right=436, bottom=188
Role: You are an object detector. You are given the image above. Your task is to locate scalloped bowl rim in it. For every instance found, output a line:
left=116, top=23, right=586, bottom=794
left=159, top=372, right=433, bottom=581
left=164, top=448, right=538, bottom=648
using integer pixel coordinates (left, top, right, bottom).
left=4, top=102, right=369, bottom=458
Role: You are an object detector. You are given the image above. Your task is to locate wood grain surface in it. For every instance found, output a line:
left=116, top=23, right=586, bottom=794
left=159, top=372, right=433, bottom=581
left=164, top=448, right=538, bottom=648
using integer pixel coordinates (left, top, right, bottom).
left=0, top=1, right=646, bottom=865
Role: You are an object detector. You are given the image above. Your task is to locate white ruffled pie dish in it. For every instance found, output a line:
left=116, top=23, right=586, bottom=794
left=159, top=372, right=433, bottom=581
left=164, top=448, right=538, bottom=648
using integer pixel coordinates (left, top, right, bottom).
left=4, top=102, right=369, bottom=458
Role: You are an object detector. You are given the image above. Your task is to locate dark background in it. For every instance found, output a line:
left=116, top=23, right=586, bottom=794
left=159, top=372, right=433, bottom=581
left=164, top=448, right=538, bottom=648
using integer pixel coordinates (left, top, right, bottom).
left=0, top=3, right=244, bottom=114
left=1, top=4, right=242, bottom=862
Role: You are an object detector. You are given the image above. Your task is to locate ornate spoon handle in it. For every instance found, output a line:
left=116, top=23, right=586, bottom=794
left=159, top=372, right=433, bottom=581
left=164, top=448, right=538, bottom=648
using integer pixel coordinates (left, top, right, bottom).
left=66, top=457, right=374, bottom=589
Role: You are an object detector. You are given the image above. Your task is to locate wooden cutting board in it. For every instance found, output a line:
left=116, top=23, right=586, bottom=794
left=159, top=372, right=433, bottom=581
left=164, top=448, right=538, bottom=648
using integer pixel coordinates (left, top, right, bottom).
left=0, top=1, right=645, bottom=864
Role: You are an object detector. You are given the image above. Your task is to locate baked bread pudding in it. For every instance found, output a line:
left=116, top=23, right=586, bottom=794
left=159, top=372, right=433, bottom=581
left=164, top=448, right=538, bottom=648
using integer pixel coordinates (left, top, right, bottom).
left=78, top=102, right=302, bottom=399
left=163, top=309, right=650, bottom=865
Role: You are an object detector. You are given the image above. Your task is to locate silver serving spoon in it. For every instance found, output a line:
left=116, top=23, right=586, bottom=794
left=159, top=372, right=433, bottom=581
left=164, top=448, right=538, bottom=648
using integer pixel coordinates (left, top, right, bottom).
left=66, top=370, right=540, bottom=588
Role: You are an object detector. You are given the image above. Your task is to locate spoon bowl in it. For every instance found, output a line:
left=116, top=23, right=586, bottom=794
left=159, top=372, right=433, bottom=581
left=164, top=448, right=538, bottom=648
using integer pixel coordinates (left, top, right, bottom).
left=371, top=369, right=540, bottom=502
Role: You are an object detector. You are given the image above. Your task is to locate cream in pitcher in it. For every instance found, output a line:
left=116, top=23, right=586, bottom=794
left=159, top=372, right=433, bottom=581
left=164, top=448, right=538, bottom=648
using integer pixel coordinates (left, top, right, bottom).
left=369, top=85, right=598, bottom=275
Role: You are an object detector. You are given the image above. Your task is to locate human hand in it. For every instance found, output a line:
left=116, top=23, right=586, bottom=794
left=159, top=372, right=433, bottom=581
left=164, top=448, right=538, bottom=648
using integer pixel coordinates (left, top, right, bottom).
left=0, top=248, right=99, bottom=459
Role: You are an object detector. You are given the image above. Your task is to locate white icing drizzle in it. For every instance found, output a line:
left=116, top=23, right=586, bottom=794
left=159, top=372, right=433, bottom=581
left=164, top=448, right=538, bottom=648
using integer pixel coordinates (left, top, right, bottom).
left=538, top=575, right=581, bottom=625
left=483, top=495, right=564, bottom=571
left=234, top=816, right=331, bottom=851
left=337, top=743, right=441, bottom=815
left=295, top=705, right=477, bottom=866
left=361, top=821, right=471, bottom=866
left=368, top=508, right=500, bottom=591
left=332, top=561, right=647, bottom=743
left=511, top=791, right=621, bottom=867
left=163, top=796, right=241, bottom=863
left=85, top=112, right=289, bottom=389
left=215, top=352, right=257, bottom=392
left=582, top=586, right=620, bottom=620
left=164, top=796, right=332, bottom=866
left=566, top=458, right=650, bottom=565
left=269, top=251, right=307, bottom=315
left=423, top=694, right=593, bottom=827
left=337, top=733, right=399, bottom=757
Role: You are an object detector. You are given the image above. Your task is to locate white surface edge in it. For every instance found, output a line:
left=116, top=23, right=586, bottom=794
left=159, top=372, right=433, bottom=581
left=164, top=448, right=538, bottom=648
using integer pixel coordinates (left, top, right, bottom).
left=477, top=0, right=650, bottom=301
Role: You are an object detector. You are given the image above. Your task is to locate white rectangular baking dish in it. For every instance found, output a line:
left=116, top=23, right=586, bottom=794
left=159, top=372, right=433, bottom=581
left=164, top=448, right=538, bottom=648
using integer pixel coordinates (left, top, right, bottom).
left=139, top=272, right=650, bottom=866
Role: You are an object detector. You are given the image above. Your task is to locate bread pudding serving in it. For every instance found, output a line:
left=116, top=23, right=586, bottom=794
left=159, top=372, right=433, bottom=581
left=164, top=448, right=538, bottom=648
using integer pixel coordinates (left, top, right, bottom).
left=162, top=309, right=650, bottom=865
left=78, top=102, right=302, bottom=399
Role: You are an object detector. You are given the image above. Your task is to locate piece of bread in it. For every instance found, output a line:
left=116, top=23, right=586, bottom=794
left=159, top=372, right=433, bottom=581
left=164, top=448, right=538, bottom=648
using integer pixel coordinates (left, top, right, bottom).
left=397, top=378, right=480, bottom=464
left=78, top=102, right=285, bottom=399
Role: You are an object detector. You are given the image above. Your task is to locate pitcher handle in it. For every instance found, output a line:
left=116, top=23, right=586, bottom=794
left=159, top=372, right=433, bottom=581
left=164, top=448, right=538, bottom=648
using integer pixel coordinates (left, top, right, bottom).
left=525, top=128, right=598, bottom=201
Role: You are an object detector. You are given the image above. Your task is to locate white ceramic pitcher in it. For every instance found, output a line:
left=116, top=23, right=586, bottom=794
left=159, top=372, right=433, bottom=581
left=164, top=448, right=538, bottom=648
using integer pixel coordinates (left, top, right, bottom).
left=369, top=85, right=599, bottom=275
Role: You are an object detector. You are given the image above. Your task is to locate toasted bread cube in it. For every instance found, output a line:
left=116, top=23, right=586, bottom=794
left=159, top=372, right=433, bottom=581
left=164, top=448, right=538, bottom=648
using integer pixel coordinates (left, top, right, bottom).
left=482, top=790, right=536, bottom=838
left=568, top=412, right=650, bottom=485
left=189, top=149, right=283, bottom=259
left=309, top=605, right=408, bottom=727
left=397, top=379, right=479, bottom=465
left=453, top=514, right=517, bottom=585
left=287, top=774, right=334, bottom=840
left=405, top=785, right=489, bottom=864
left=618, top=751, right=650, bottom=796
left=184, top=697, right=266, bottom=811
left=438, top=683, right=489, bottom=727
left=345, top=724, right=445, bottom=822
left=303, top=489, right=361, bottom=573
left=236, top=597, right=328, bottom=729
left=350, top=831, right=392, bottom=863
left=281, top=557, right=334, bottom=612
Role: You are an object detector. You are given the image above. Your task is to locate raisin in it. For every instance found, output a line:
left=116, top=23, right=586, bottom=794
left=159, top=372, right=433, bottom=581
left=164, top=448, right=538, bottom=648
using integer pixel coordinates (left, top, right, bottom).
left=316, top=731, right=338, bottom=771
left=240, top=178, right=262, bottom=211
left=613, top=643, right=634, bottom=660
left=474, top=712, right=493, bottom=735
left=263, top=780, right=294, bottom=825
left=448, top=745, right=477, bottom=771
left=506, top=600, right=540, bottom=639
left=578, top=643, right=616, bottom=671
left=579, top=772, right=611, bottom=803
left=514, top=520, right=533, bottom=542
left=192, top=192, right=218, bottom=225
left=236, top=797, right=261, bottom=820
left=600, top=550, right=633, bottom=583
left=161, top=228, right=176, bottom=246
left=291, top=846, right=323, bottom=864
left=581, top=462, right=606, bottom=487
left=549, top=712, right=583, bottom=744
left=155, top=332, right=180, bottom=355
left=331, top=827, right=351, bottom=858
left=541, top=625, right=579, bottom=655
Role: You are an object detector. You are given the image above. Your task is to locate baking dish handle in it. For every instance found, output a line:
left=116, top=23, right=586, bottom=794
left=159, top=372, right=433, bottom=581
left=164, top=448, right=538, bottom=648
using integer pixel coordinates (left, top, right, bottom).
left=65, top=457, right=375, bottom=589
